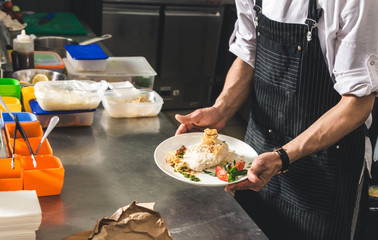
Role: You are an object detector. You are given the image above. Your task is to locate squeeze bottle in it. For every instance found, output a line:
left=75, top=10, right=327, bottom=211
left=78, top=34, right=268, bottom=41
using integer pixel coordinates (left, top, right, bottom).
left=11, top=30, right=34, bottom=71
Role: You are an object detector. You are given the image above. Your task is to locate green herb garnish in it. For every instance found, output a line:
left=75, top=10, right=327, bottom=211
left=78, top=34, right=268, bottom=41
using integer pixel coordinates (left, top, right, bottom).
left=203, top=170, right=216, bottom=177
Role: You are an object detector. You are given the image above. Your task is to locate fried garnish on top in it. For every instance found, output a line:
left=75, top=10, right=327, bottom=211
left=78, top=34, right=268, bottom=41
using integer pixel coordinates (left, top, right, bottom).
left=200, top=128, right=224, bottom=155
left=200, top=128, right=218, bottom=146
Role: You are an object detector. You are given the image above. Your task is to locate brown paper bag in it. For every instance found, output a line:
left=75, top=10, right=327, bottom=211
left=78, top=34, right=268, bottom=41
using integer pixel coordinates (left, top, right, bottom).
left=64, top=201, right=172, bottom=240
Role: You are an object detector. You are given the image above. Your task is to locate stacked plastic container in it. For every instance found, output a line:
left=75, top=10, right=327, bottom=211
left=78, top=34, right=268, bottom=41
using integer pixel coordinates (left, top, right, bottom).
left=64, top=56, right=157, bottom=90
left=30, top=80, right=107, bottom=127
left=0, top=112, right=64, bottom=197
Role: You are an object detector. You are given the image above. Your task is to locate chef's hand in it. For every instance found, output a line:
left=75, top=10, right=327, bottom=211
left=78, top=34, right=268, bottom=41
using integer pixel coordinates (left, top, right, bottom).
left=175, top=107, right=227, bottom=135
left=225, top=152, right=282, bottom=192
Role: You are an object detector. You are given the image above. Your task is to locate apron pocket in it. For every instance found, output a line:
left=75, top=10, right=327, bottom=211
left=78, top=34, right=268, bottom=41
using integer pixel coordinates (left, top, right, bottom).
left=254, top=34, right=303, bottom=93
left=280, top=154, right=338, bottom=213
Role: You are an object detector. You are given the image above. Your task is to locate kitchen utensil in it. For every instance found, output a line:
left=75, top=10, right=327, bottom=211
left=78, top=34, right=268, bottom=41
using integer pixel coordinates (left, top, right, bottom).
left=79, top=34, right=112, bottom=45
left=0, top=110, right=9, bottom=158
left=35, top=116, right=59, bottom=155
left=38, top=12, right=55, bottom=26
left=12, top=115, right=36, bottom=169
left=12, top=69, right=67, bottom=86
left=34, top=34, right=112, bottom=57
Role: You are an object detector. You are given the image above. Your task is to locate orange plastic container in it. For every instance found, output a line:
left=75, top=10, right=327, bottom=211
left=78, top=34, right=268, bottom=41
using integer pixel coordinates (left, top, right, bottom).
left=22, top=155, right=64, bottom=197
left=5, top=121, right=43, bottom=139
left=0, top=156, right=23, bottom=191
left=21, top=86, right=35, bottom=113
left=10, top=137, right=53, bottom=156
left=0, top=96, right=22, bottom=112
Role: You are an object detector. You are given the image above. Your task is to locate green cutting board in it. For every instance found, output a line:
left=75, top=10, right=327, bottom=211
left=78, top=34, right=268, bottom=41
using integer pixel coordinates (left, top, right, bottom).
left=23, top=12, right=87, bottom=35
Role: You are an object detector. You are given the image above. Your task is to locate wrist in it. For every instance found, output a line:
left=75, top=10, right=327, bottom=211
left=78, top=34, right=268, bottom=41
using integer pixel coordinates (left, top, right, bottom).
left=213, top=96, right=236, bottom=122
left=274, top=147, right=290, bottom=174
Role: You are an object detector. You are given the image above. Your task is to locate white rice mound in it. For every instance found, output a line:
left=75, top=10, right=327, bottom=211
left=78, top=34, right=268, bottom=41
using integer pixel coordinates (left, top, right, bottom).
left=183, top=139, right=229, bottom=171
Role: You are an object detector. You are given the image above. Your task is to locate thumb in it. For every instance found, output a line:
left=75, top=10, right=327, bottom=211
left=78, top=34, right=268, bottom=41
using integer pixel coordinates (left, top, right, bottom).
left=175, top=111, right=201, bottom=125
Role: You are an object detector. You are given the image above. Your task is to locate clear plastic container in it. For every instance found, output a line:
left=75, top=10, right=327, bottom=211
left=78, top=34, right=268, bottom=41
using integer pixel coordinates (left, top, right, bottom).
left=34, top=51, right=65, bottom=73
left=65, top=44, right=108, bottom=71
left=108, top=81, right=134, bottom=89
left=102, top=88, right=163, bottom=118
left=34, top=80, right=107, bottom=111
left=29, top=99, right=95, bottom=128
left=63, top=57, right=157, bottom=89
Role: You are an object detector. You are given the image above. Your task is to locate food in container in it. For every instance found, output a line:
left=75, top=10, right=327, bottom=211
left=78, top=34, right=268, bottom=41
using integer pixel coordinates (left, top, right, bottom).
left=34, top=80, right=107, bottom=111
left=29, top=99, right=95, bottom=128
left=65, top=43, right=108, bottom=71
left=102, top=88, right=163, bottom=118
left=63, top=57, right=157, bottom=89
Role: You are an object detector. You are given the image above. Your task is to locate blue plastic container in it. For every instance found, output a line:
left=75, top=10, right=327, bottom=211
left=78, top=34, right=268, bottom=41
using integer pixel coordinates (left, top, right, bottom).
left=65, top=44, right=108, bottom=71
left=65, top=43, right=108, bottom=60
left=29, top=99, right=95, bottom=128
left=1, top=112, right=38, bottom=123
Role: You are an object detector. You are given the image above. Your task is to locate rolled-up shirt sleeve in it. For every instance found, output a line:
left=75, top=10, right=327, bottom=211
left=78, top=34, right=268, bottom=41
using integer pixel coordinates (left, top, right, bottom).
left=229, top=0, right=257, bottom=68
left=333, top=0, right=378, bottom=97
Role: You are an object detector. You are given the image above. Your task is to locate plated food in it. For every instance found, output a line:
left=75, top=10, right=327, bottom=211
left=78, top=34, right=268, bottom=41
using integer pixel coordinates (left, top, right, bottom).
left=155, top=129, right=258, bottom=187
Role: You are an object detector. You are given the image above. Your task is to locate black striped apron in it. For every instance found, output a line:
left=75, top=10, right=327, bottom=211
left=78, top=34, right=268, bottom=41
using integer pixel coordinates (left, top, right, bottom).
left=235, top=0, right=367, bottom=239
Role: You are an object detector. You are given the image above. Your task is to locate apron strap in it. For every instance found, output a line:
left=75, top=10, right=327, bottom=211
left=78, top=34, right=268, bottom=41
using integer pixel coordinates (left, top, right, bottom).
left=255, top=0, right=262, bottom=8
left=306, top=0, right=323, bottom=23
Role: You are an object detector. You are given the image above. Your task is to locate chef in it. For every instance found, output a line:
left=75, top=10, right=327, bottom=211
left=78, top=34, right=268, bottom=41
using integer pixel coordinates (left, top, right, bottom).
left=175, top=0, right=378, bottom=239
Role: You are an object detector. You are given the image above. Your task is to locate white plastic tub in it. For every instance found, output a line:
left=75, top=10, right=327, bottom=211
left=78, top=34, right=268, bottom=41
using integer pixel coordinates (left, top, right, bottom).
left=102, top=88, right=163, bottom=118
left=34, top=80, right=108, bottom=111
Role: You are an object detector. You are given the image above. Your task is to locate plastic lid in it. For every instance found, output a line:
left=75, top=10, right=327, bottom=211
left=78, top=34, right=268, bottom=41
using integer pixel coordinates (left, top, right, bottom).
left=34, top=51, right=65, bottom=69
left=16, top=30, right=33, bottom=42
left=29, top=99, right=96, bottom=115
left=63, top=57, right=157, bottom=77
left=65, top=43, right=108, bottom=60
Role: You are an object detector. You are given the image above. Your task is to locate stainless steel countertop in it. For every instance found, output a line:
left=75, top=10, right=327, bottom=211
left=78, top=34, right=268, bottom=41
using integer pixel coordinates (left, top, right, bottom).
left=36, top=107, right=267, bottom=240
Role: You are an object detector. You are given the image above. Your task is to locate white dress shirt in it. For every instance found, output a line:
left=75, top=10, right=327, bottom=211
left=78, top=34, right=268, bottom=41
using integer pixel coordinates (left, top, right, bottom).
left=229, top=0, right=378, bottom=98
left=229, top=0, right=378, bottom=175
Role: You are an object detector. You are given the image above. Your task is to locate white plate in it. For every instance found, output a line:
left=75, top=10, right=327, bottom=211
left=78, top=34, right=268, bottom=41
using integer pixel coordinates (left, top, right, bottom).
left=154, top=132, right=258, bottom=187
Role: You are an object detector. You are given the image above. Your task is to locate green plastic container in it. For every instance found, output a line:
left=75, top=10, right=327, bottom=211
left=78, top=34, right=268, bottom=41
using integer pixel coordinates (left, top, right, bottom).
left=0, top=78, right=21, bottom=100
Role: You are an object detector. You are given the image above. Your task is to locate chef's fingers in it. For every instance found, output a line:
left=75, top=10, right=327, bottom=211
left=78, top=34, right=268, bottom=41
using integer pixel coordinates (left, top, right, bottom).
left=175, top=124, right=188, bottom=135
left=175, top=111, right=203, bottom=125
left=225, top=179, right=251, bottom=192
left=247, top=172, right=265, bottom=192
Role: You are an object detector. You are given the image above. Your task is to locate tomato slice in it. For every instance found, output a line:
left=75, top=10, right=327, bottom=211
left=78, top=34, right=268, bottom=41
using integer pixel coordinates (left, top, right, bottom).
left=232, top=161, right=245, bottom=171
left=216, top=166, right=229, bottom=182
